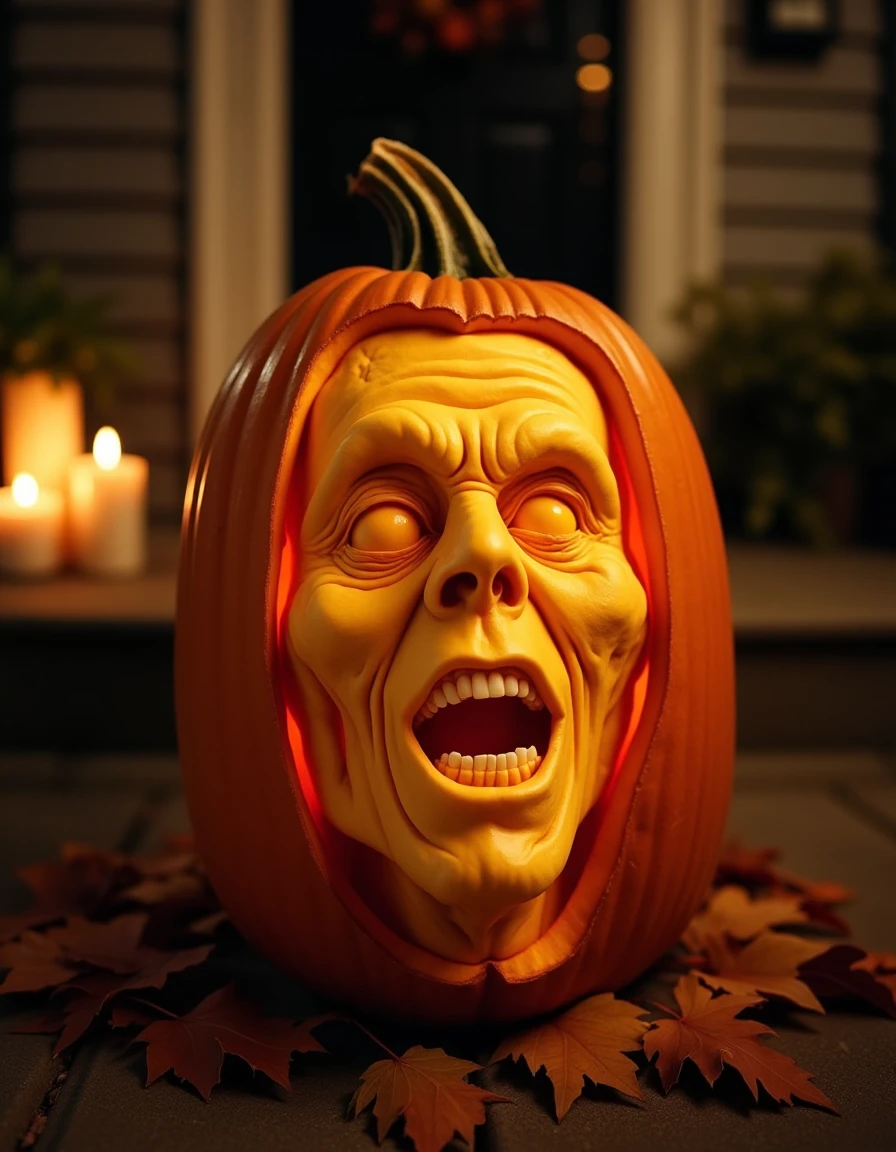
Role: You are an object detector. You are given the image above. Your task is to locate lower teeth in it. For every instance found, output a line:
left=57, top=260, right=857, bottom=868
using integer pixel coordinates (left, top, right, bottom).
left=432, top=753, right=543, bottom=786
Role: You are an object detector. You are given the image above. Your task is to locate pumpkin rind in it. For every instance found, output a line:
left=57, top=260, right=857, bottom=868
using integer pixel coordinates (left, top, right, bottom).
left=176, top=147, right=733, bottom=1023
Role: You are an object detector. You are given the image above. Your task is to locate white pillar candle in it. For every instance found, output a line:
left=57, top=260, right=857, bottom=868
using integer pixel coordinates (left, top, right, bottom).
left=1, top=372, right=84, bottom=488
left=68, top=427, right=149, bottom=576
left=0, top=473, right=64, bottom=578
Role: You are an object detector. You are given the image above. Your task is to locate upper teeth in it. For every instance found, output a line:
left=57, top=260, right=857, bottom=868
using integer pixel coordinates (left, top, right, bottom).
left=413, top=668, right=545, bottom=727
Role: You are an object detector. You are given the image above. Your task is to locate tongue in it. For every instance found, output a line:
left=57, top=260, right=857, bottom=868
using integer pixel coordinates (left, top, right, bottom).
left=416, top=697, right=549, bottom=760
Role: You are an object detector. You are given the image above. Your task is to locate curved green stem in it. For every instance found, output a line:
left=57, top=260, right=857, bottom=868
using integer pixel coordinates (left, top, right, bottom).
left=349, top=138, right=511, bottom=279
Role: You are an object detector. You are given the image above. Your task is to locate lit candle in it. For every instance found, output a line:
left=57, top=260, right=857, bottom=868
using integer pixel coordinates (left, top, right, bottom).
left=0, top=472, right=64, bottom=578
left=1, top=371, right=84, bottom=489
left=68, top=427, right=149, bottom=576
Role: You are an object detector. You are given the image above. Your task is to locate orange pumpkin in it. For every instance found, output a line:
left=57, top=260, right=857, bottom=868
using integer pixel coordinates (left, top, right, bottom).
left=176, top=140, right=734, bottom=1024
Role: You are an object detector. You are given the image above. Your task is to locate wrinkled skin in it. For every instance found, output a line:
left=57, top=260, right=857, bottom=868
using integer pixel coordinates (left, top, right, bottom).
left=287, top=330, right=647, bottom=963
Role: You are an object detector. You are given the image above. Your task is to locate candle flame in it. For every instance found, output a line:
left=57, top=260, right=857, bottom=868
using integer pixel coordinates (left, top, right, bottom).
left=11, top=472, right=39, bottom=508
left=93, top=426, right=122, bottom=471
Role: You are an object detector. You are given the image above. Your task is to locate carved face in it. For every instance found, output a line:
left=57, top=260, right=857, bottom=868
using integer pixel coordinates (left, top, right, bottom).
left=287, top=329, right=647, bottom=962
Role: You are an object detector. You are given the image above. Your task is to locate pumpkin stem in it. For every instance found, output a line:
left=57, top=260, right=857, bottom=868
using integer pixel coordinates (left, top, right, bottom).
left=349, top=138, right=511, bottom=279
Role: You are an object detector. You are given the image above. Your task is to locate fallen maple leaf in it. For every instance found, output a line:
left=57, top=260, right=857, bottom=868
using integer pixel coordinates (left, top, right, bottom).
left=793, top=897, right=851, bottom=937
left=700, top=931, right=829, bottom=1013
left=352, top=1044, right=507, bottom=1152
left=715, top=840, right=781, bottom=888
left=0, top=845, right=135, bottom=942
left=0, top=930, right=76, bottom=994
left=122, top=872, right=212, bottom=907
left=852, top=950, right=896, bottom=975
left=44, top=913, right=152, bottom=973
left=644, top=975, right=837, bottom=1112
left=44, top=936, right=216, bottom=1055
left=2, top=910, right=214, bottom=1054
left=130, top=850, right=199, bottom=879
left=683, top=885, right=808, bottom=951
left=189, top=910, right=230, bottom=936
left=127, top=984, right=327, bottom=1100
left=715, top=840, right=854, bottom=906
left=799, top=945, right=896, bottom=1018
left=491, top=993, right=647, bottom=1121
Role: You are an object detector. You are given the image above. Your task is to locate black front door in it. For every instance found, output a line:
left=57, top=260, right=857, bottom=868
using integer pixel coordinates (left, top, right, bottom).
left=291, top=0, right=620, bottom=305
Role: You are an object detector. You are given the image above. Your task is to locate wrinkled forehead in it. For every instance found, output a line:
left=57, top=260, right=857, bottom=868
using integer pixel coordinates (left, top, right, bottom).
left=304, top=329, right=609, bottom=485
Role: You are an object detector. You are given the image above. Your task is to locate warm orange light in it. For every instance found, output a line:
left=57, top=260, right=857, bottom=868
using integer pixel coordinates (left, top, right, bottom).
left=93, top=426, right=121, bottom=471
left=576, top=63, right=612, bottom=93
left=577, top=32, right=610, bottom=61
left=11, top=472, right=39, bottom=508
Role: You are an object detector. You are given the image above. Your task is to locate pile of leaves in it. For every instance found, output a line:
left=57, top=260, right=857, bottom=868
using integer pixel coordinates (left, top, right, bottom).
left=2, top=838, right=895, bottom=1152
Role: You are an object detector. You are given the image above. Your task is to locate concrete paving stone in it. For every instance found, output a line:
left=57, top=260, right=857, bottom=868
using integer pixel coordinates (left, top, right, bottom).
left=0, top=791, right=147, bottom=916
left=67, top=754, right=181, bottom=790
left=0, top=1019, right=59, bottom=1152
left=734, top=750, right=894, bottom=789
left=0, top=752, right=62, bottom=787
left=484, top=1005, right=896, bottom=1152
left=850, top=785, right=896, bottom=832
left=38, top=1036, right=395, bottom=1152
left=727, top=791, right=896, bottom=951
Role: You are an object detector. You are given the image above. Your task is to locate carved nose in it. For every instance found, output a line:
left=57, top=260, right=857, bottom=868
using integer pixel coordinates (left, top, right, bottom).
left=425, top=492, right=528, bottom=619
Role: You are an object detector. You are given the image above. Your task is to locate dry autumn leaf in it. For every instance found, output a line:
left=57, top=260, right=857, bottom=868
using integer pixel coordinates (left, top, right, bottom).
left=0, top=930, right=75, bottom=994
left=800, top=945, right=896, bottom=1018
left=853, top=950, right=896, bottom=974
left=715, top=839, right=854, bottom=906
left=125, top=984, right=327, bottom=1100
left=644, top=974, right=837, bottom=1113
left=352, top=1044, right=508, bottom=1152
left=491, top=992, right=647, bottom=1121
left=0, top=845, right=133, bottom=942
left=715, top=840, right=781, bottom=888
left=122, top=872, right=212, bottom=907
left=682, top=885, right=808, bottom=951
left=699, top=930, right=829, bottom=1012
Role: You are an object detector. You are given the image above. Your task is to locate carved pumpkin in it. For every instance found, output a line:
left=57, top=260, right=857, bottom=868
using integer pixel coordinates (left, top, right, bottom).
left=176, top=140, right=734, bottom=1024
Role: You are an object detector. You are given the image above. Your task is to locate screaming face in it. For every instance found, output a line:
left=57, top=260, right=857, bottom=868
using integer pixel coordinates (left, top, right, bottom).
left=286, top=329, right=647, bottom=963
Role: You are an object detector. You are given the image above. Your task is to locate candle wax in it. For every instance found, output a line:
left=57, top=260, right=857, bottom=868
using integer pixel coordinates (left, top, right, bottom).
left=0, top=486, right=64, bottom=578
left=69, top=453, right=149, bottom=576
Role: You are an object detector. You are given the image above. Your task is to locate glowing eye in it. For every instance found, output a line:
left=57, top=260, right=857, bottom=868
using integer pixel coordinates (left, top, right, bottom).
left=512, top=495, right=578, bottom=535
left=350, top=505, right=423, bottom=552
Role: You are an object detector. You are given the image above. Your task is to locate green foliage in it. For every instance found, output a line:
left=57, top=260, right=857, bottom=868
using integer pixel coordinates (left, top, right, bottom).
left=0, top=256, right=138, bottom=407
left=673, top=250, right=896, bottom=546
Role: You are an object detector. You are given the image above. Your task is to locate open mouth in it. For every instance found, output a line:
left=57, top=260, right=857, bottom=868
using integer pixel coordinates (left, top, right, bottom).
left=412, top=667, right=552, bottom=787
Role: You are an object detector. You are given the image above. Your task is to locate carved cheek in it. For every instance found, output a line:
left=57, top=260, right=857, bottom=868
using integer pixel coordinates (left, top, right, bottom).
left=528, top=553, right=647, bottom=686
left=288, top=572, right=425, bottom=703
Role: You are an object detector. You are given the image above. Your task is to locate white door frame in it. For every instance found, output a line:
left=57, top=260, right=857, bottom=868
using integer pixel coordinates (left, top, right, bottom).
left=622, top=0, right=721, bottom=362
left=189, top=0, right=290, bottom=442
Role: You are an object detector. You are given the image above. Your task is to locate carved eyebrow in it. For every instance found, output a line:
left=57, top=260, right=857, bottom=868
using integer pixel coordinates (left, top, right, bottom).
left=301, top=412, right=460, bottom=543
left=495, top=416, right=620, bottom=523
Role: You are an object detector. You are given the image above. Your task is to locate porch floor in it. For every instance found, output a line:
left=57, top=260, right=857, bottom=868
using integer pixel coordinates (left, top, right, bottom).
left=1, top=748, right=895, bottom=1152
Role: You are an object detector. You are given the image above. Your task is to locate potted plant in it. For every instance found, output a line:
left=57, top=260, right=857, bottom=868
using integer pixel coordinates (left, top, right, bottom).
left=0, top=257, right=137, bottom=491
left=673, top=250, right=896, bottom=547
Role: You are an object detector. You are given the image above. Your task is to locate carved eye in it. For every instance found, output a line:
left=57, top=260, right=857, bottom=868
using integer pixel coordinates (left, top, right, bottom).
left=511, top=495, right=578, bottom=536
left=350, top=505, right=423, bottom=552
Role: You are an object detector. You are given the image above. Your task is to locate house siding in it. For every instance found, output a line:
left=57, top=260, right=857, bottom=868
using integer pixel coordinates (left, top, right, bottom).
left=7, top=0, right=188, bottom=524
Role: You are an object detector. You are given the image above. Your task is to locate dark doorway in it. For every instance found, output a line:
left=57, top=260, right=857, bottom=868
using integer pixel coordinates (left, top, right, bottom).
left=291, top=0, right=621, bottom=307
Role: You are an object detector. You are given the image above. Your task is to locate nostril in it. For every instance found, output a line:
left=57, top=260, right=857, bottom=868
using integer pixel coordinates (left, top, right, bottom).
left=441, top=571, right=477, bottom=609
